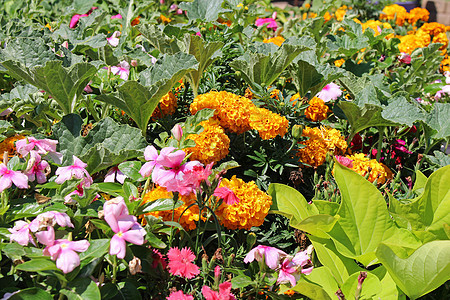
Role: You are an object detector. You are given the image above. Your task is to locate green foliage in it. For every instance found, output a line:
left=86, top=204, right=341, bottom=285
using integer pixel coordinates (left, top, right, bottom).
left=52, top=114, right=147, bottom=174
left=179, top=0, right=231, bottom=22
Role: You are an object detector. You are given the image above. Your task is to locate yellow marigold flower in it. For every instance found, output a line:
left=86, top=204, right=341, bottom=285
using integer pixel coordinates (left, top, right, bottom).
left=290, top=92, right=301, bottom=106
left=304, top=97, right=330, bottom=122
left=141, top=186, right=199, bottom=230
left=380, top=4, right=408, bottom=26
left=160, top=14, right=171, bottom=24
left=323, top=11, right=333, bottom=22
left=190, top=91, right=255, bottom=134
left=419, top=22, right=446, bottom=36
left=346, top=153, right=392, bottom=184
left=151, top=91, right=177, bottom=119
left=441, top=56, right=450, bottom=72
left=214, top=176, right=272, bottom=230
left=249, top=107, right=289, bottom=140
left=263, top=36, right=285, bottom=47
left=297, top=126, right=347, bottom=167
left=270, top=88, right=281, bottom=100
left=398, top=34, right=427, bottom=54
left=334, top=58, right=345, bottom=67
left=335, top=6, right=347, bottom=22
left=433, top=32, right=449, bottom=50
left=361, top=20, right=393, bottom=38
left=0, top=135, right=26, bottom=162
left=185, top=119, right=230, bottom=165
left=407, top=7, right=429, bottom=24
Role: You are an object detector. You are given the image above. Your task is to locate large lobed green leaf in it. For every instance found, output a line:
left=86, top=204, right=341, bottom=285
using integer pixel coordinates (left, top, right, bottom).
left=52, top=114, right=147, bottom=174
left=179, top=0, right=231, bottom=22
left=97, top=52, right=198, bottom=133
left=376, top=241, right=450, bottom=300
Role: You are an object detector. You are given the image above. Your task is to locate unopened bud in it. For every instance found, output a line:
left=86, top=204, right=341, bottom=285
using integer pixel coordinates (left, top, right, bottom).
left=129, top=256, right=142, bottom=275
left=98, top=210, right=104, bottom=219
left=131, top=60, right=138, bottom=67
left=246, top=232, right=257, bottom=250
left=292, top=125, right=303, bottom=140
left=171, top=124, right=183, bottom=141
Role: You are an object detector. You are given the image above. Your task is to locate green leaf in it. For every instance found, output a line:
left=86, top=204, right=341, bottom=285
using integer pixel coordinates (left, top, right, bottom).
left=137, top=24, right=181, bottom=55
left=145, top=231, right=166, bottom=249
left=97, top=52, right=198, bottom=133
left=294, top=214, right=338, bottom=238
left=61, top=278, right=101, bottom=300
left=1, top=60, right=97, bottom=114
left=52, top=114, right=147, bottom=174
left=231, top=274, right=254, bottom=289
left=381, top=96, right=425, bottom=127
left=2, top=243, right=26, bottom=261
left=425, top=150, right=450, bottom=168
left=376, top=241, right=450, bottom=300
left=338, top=102, right=397, bottom=137
left=0, top=37, right=55, bottom=68
left=16, top=258, right=59, bottom=272
left=312, top=200, right=339, bottom=216
left=9, top=288, right=53, bottom=300
left=141, top=198, right=183, bottom=213
left=112, top=280, right=142, bottom=300
left=310, top=236, right=363, bottom=286
left=426, top=103, right=450, bottom=139
left=179, top=0, right=231, bottom=22
left=341, top=272, right=381, bottom=299
left=412, top=170, right=427, bottom=193
left=389, top=165, right=450, bottom=240
left=230, top=38, right=311, bottom=89
left=79, top=239, right=110, bottom=268
left=328, top=162, right=420, bottom=266
left=291, top=267, right=338, bottom=300
left=118, top=161, right=143, bottom=182
left=268, top=183, right=319, bottom=227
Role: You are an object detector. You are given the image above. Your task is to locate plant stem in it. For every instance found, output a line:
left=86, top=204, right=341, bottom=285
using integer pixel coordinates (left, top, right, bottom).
left=168, top=192, right=179, bottom=248
left=376, top=127, right=384, bottom=162
left=112, top=255, right=118, bottom=284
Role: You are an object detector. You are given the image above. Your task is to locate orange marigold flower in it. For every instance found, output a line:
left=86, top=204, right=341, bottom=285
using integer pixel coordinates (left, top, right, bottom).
left=297, top=126, right=347, bottom=167
left=131, top=16, right=140, bottom=26
left=214, top=176, right=272, bottom=230
left=433, top=32, right=449, bottom=50
left=304, top=97, right=330, bottom=122
left=263, top=36, right=285, bottom=47
left=270, top=88, right=281, bottom=100
left=398, top=34, right=426, bottom=54
left=249, top=107, right=289, bottom=140
left=160, top=14, right=172, bottom=24
left=380, top=4, right=408, bottom=26
left=151, top=91, right=177, bottom=119
left=407, top=7, right=429, bottom=24
left=346, top=153, right=392, bottom=184
left=244, top=87, right=254, bottom=99
left=335, top=6, right=347, bottom=22
left=141, top=186, right=199, bottom=230
left=419, top=22, right=446, bottom=36
left=185, top=119, right=230, bottom=165
left=0, top=135, right=26, bottom=162
left=190, top=91, right=255, bottom=134
left=323, top=11, right=333, bottom=22
left=441, top=56, right=450, bottom=72
left=334, top=59, right=345, bottom=67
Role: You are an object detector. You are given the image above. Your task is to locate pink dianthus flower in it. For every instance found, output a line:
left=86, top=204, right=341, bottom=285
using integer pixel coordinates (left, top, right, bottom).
left=167, top=247, right=200, bottom=279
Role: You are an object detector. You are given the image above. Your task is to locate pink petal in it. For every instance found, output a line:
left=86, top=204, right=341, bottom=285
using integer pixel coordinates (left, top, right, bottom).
left=10, top=171, right=29, bottom=189
left=122, top=228, right=145, bottom=245
left=0, top=176, right=12, bottom=192
left=35, top=226, right=55, bottom=246
left=69, top=240, right=90, bottom=252
left=202, top=286, right=219, bottom=300
left=144, top=145, right=159, bottom=161
left=117, top=215, right=138, bottom=233
left=110, top=234, right=127, bottom=259
left=56, top=249, right=80, bottom=273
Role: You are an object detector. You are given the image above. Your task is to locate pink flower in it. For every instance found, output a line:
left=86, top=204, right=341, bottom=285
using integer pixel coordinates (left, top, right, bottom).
left=255, top=18, right=278, bottom=31
left=109, top=215, right=146, bottom=259
left=196, top=32, right=202, bottom=37
left=9, top=221, right=34, bottom=246
left=151, top=248, right=167, bottom=269
left=104, top=166, right=126, bottom=184
left=171, top=124, right=183, bottom=141
left=35, top=225, right=55, bottom=246
left=398, top=52, right=411, bottom=64
left=16, top=137, right=58, bottom=157
left=0, top=108, right=13, bottom=116
left=111, top=61, right=130, bottom=80
left=69, top=7, right=98, bottom=28
left=139, top=146, right=160, bottom=178
left=202, top=282, right=236, bottom=300
left=44, top=239, right=90, bottom=273
left=213, top=187, right=239, bottom=205
left=152, top=147, right=202, bottom=193
left=103, top=197, right=129, bottom=232
left=316, top=82, right=342, bottom=102
left=292, top=250, right=313, bottom=275
left=393, top=139, right=412, bottom=154
left=435, top=85, right=450, bottom=99
left=64, top=183, right=84, bottom=204
left=107, top=31, right=121, bottom=47
left=0, top=163, right=28, bottom=192
left=243, top=245, right=287, bottom=270
left=277, top=250, right=313, bottom=287
left=166, top=291, right=194, bottom=300
left=214, top=265, right=221, bottom=278
left=167, top=247, right=200, bottom=279
left=24, top=151, right=50, bottom=184
left=111, top=14, right=122, bottom=19
left=55, top=156, right=93, bottom=187
left=30, top=211, right=74, bottom=232
left=182, top=163, right=213, bottom=191
left=335, top=155, right=353, bottom=168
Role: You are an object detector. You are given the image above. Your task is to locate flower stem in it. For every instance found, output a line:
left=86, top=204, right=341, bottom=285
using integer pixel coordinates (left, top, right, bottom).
left=112, top=255, right=118, bottom=284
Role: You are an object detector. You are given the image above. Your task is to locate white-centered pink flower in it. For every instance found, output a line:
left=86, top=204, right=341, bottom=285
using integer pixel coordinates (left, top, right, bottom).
left=16, top=137, right=62, bottom=164
left=111, top=61, right=130, bottom=80
left=0, top=163, right=28, bottom=192
left=315, top=82, right=342, bottom=102
left=55, top=155, right=93, bottom=187
left=244, top=245, right=287, bottom=270
left=44, top=239, right=90, bottom=273
left=29, top=211, right=74, bottom=232
left=9, top=220, right=34, bottom=246
left=107, top=31, right=121, bottom=47
left=109, top=215, right=146, bottom=259
left=103, top=197, right=129, bottom=232
left=255, top=18, right=278, bottom=31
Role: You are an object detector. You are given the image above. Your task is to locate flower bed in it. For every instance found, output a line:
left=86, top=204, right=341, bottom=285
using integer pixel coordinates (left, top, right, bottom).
left=0, top=0, right=449, bottom=299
